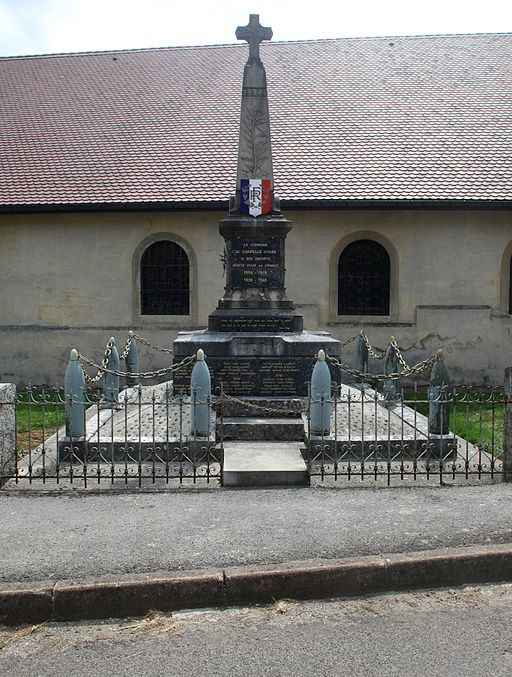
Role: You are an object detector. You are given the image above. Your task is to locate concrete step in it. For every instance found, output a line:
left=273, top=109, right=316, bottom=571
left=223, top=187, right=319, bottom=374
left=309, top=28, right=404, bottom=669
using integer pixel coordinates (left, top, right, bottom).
left=223, top=442, right=309, bottom=487
left=215, top=397, right=303, bottom=418
left=218, top=416, right=305, bottom=441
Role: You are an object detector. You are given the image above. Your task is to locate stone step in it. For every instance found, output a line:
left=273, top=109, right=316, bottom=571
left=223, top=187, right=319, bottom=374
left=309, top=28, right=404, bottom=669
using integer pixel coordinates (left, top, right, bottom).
left=215, top=397, right=303, bottom=418
left=218, top=416, right=305, bottom=441
left=223, top=442, right=309, bottom=487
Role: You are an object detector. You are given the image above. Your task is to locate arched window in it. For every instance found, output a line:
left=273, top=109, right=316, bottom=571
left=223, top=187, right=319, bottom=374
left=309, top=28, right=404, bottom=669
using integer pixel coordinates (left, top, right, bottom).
left=140, top=241, right=189, bottom=315
left=338, top=239, right=390, bottom=315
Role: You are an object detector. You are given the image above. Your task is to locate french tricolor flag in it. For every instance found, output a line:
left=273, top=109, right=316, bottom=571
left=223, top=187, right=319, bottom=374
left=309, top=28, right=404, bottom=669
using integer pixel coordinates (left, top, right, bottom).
left=240, top=178, right=271, bottom=217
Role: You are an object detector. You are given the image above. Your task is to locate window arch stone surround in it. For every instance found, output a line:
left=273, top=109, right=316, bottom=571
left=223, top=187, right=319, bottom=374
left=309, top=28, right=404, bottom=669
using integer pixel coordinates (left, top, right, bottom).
left=329, top=231, right=399, bottom=322
left=132, top=232, right=198, bottom=325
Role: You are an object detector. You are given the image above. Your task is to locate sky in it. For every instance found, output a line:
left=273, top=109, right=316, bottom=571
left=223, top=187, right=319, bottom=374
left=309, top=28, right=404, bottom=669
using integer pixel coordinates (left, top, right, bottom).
left=0, top=0, right=511, bottom=57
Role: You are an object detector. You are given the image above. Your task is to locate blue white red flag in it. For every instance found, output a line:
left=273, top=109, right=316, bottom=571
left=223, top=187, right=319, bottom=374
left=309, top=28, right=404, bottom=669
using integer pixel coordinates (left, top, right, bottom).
left=240, top=178, right=271, bottom=217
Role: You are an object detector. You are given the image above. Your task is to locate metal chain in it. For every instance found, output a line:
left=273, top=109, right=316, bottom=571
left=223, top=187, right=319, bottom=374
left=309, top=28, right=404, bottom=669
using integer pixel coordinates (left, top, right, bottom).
left=78, top=353, right=195, bottom=381
left=119, top=332, right=134, bottom=361
left=222, top=393, right=302, bottom=416
left=326, top=352, right=438, bottom=381
left=82, top=338, right=115, bottom=384
left=131, top=333, right=174, bottom=355
left=390, top=336, right=410, bottom=370
left=360, top=331, right=386, bottom=360
left=340, top=334, right=359, bottom=348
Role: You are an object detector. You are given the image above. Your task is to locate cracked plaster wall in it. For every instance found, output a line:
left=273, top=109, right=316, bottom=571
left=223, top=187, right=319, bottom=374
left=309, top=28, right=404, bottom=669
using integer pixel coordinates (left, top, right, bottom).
left=0, top=209, right=511, bottom=385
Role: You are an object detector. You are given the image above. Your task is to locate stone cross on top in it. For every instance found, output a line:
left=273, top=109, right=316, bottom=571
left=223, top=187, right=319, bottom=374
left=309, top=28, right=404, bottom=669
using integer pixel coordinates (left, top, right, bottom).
left=236, top=14, right=273, bottom=61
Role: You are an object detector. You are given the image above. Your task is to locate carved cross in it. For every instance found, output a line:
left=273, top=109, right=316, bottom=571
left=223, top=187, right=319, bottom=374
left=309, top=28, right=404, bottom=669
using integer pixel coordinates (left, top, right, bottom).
left=236, top=14, right=273, bottom=61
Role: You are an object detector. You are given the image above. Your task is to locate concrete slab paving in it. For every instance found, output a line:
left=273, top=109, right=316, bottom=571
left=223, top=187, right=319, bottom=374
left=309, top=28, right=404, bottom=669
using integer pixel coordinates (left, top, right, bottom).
left=223, top=442, right=308, bottom=486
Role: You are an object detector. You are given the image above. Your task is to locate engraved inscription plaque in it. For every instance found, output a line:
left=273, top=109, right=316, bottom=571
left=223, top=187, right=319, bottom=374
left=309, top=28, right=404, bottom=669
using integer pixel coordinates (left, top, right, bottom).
left=230, top=236, right=281, bottom=289
left=173, top=356, right=336, bottom=396
left=217, top=316, right=294, bottom=332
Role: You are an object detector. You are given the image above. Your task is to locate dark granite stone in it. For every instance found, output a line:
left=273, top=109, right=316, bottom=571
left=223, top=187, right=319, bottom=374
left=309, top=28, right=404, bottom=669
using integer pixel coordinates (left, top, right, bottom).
left=173, top=352, right=339, bottom=396
left=230, top=235, right=281, bottom=289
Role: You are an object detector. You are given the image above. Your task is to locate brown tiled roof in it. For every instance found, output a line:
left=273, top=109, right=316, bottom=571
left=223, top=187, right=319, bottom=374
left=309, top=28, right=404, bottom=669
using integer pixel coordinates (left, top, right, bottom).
left=1, top=33, right=511, bottom=208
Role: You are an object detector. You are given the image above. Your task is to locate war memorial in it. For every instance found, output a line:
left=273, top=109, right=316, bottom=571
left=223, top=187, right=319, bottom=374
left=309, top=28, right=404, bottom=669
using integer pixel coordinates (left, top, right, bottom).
left=0, top=18, right=508, bottom=490
left=172, top=15, right=341, bottom=397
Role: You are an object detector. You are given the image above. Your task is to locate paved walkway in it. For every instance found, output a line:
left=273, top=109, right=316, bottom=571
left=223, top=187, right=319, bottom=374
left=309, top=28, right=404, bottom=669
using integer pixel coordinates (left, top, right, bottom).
left=1, top=483, right=511, bottom=584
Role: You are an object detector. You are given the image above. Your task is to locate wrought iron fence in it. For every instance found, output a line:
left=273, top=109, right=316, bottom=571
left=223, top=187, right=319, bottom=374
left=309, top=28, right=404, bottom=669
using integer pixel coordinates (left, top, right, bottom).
left=1, top=380, right=509, bottom=490
left=306, top=383, right=505, bottom=485
left=2, top=384, right=222, bottom=488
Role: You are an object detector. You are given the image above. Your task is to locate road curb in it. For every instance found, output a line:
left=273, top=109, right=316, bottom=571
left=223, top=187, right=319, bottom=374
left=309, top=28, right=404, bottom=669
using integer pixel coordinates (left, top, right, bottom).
left=2, top=543, right=512, bottom=626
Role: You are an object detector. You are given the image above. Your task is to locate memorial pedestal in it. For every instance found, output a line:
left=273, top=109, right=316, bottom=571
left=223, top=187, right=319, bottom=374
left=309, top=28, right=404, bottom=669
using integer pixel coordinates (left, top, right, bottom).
left=173, top=329, right=341, bottom=396
left=173, top=213, right=341, bottom=396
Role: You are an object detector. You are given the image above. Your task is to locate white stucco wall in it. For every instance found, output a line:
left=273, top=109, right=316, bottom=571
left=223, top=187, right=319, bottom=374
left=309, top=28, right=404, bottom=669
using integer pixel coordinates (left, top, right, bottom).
left=0, top=208, right=511, bottom=384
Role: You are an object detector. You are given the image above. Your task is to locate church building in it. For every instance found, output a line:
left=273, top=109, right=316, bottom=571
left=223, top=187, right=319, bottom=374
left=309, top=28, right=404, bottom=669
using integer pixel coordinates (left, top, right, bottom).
left=0, top=32, right=511, bottom=384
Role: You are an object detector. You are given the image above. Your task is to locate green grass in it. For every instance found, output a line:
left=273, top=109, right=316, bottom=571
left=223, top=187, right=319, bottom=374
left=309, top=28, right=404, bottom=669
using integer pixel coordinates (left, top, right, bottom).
left=402, top=389, right=504, bottom=451
left=16, top=402, right=64, bottom=434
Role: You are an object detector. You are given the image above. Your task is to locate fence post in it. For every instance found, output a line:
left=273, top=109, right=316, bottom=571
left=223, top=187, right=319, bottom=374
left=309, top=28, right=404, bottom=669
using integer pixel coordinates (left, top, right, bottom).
left=310, top=349, right=331, bottom=436
left=384, top=342, right=399, bottom=401
left=0, top=383, right=16, bottom=484
left=102, top=337, right=119, bottom=406
left=356, top=332, right=369, bottom=374
left=64, top=349, right=86, bottom=438
left=503, top=366, right=512, bottom=482
left=125, top=332, right=139, bottom=387
left=190, top=349, right=211, bottom=437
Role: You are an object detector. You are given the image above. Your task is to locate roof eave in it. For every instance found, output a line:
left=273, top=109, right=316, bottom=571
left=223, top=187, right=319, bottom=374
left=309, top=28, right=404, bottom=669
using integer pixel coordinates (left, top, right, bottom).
left=0, top=198, right=511, bottom=215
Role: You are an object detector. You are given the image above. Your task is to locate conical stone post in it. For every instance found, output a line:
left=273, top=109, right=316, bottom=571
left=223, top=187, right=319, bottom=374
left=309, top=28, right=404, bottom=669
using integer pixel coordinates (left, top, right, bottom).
left=64, top=348, right=86, bottom=438
left=310, top=349, right=332, bottom=436
left=190, top=349, right=211, bottom=437
left=356, top=332, right=369, bottom=375
left=428, top=351, right=452, bottom=435
left=125, top=332, right=139, bottom=387
left=384, top=342, right=400, bottom=401
left=102, top=338, right=119, bottom=406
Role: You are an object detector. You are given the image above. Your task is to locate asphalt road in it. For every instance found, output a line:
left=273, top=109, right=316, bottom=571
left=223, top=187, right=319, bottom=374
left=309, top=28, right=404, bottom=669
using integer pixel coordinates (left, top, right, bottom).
left=1, top=483, right=511, bottom=583
left=1, top=583, right=512, bottom=676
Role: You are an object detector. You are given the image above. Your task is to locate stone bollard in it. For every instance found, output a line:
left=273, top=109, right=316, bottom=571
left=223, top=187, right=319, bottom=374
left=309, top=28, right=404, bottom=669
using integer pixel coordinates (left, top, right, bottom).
left=0, top=383, right=16, bottom=484
left=125, top=332, right=139, bottom=387
left=428, top=351, right=451, bottom=434
left=503, top=366, right=512, bottom=482
left=190, top=349, right=211, bottom=437
left=356, top=332, right=369, bottom=375
left=102, top=338, right=120, bottom=406
left=64, top=349, right=86, bottom=438
left=384, top=341, right=399, bottom=401
left=310, top=349, right=331, bottom=436
left=428, top=350, right=453, bottom=459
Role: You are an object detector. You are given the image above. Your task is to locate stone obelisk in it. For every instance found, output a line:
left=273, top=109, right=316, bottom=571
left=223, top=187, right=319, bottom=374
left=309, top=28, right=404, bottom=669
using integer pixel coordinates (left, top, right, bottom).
left=173, top=15, right=341, bottom=396
left=208, top=14, right=302, bottom=333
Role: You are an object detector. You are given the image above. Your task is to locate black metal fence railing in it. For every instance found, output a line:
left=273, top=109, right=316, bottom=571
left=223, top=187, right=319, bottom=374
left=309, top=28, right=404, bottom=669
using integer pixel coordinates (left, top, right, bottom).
left=1, top=385, right=222, bottom=488
left=1, top=381, right=509, bottom=490
left=306, top=384, right=505, bottom=484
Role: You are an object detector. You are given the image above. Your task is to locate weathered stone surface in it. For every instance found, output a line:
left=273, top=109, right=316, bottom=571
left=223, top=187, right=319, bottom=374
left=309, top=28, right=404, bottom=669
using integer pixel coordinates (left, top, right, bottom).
left=0, top=383, right=16, bottom=484
left=220, top=417, right=304, bottom=441
left=217, top=397, right=303, bottom=418
left=233, top=14, right=275, bottom=214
